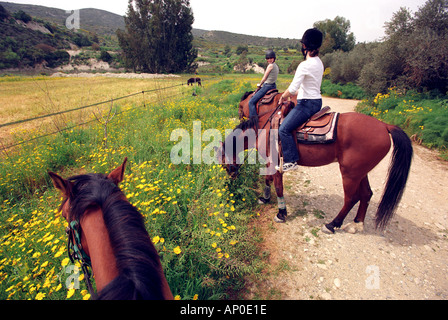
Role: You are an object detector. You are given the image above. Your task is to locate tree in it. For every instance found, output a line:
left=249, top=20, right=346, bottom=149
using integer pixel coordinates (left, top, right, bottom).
left=327, top=0, right=448, bottom=94
left=13, top=10, right=32, bottom=23
left=117, top=0, right=197, bottom=73
left=403, top=0, right=448, bottom=92
left=314, top=16, right=355, bottom=53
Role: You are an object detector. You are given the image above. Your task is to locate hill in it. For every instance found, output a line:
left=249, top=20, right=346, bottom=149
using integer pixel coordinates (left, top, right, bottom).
left=0, top=2, right=302, bottom=73
left=193, top=29, right=299, bottom=48
left=0, top=1, right=124, bottom=35
left=1, top=1, right=299, bottom=47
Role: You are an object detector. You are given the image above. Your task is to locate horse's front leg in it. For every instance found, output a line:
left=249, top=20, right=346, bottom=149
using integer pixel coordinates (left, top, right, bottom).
left=273, top=171, right=287, bottom=223
left=258, top=174, right=273, bottom=204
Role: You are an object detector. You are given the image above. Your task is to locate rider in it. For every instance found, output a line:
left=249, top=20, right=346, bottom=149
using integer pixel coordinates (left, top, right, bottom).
left=248, top=49, right=279, bottom=123
left=276, top=28, right=324, bottom=173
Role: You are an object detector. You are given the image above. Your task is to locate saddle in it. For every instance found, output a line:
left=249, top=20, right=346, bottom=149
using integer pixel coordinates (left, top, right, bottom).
left=296, top=107, right=339, bottom=144
left=256, top=89, right=279, bottom=113
left=274, top=104, right=339, bottom=145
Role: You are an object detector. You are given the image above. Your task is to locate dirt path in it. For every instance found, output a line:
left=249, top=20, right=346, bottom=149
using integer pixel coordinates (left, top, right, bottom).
left=245, top=97, right=448, bottom=300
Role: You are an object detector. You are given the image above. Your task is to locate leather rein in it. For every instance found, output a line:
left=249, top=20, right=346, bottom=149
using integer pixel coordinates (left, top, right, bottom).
left=66, top=219, right=96, bottom=298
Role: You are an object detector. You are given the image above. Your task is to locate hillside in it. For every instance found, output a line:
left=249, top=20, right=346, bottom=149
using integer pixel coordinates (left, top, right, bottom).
left=1, top=2, right=299, bottom=47
left=0, top=2, right=302, bottom=73
left=193, top=29, right=299, bottom=48
left=0, top=1, right=124, bottom=35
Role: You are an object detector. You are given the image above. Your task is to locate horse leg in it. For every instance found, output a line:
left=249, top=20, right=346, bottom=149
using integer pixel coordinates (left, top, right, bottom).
left=273, top=172, right=287, bottom=223
left=323, top=175, right=362, bottom=234
left=259, top=175, right=273, bottom=204
left=354, top=176, right=373, bottom=224
left=342, top=176, right=373, bottom=234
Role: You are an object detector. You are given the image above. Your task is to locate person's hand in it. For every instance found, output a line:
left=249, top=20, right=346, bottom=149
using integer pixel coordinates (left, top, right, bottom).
left=278, top=95, right=284, bottom=106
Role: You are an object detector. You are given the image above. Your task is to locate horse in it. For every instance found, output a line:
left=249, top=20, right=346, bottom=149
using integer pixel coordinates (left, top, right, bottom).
left=187, top=77, right=202, bottom=86
left=48, top=158, right=173, bottom=300
left=218, top=92, right=413, bottom=233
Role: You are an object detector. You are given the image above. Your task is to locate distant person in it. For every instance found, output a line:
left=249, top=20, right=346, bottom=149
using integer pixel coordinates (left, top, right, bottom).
left=276, top=28, right=324, bottom=173
left=248, top=50, right=279, bottom=122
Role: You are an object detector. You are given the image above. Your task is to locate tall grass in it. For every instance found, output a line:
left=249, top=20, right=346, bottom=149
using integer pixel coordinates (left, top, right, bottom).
left=356, top=88, right=448, bottom=159
left=0, top=78, right=266, bottom=300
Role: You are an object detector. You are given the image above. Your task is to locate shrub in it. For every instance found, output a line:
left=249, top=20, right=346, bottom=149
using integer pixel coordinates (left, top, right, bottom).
left=13, top=10, right=32, bottom=23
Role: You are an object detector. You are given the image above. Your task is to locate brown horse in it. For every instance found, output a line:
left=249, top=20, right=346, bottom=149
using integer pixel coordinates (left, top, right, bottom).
left=48, top=158, right=173, bottom=300
left=218, top=92, right=413, bottom=233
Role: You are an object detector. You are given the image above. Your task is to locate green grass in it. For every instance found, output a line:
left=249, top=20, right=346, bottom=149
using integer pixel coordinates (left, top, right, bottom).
left=0, top=77, right=267, bottom=300
left=356, top=88, right=448, bottom=159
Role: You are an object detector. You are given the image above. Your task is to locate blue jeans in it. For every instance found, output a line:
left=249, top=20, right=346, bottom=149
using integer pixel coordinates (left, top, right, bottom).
left=249, top=83, right=276, bottom=118
left=279, top=99, right=322, bottom=163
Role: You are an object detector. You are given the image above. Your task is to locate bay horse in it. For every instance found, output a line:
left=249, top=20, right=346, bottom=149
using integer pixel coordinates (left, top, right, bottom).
left=48, top=158, right=173, bottom=300
left=218, top=92, right=413, bottom=233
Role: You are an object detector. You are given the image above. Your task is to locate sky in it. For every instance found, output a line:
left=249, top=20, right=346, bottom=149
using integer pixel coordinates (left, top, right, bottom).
left=5, top=0, right=428, bottom=42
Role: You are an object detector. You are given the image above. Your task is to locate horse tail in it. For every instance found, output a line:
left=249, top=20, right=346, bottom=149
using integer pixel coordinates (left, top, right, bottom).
left=375, top=125, right=413, bottom=230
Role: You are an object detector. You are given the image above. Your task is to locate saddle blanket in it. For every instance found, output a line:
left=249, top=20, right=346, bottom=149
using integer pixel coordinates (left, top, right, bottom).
left=296, top=111, right=339, bottom=144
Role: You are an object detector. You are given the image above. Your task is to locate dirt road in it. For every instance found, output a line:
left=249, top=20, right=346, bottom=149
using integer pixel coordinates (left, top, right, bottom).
left=245, top=97, right=448, bottom=300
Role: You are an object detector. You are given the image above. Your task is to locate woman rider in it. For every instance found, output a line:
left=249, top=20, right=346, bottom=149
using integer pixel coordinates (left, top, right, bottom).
left=276, top=28, right=324, bottom=173
left=249, top=50, right=279, bottom=124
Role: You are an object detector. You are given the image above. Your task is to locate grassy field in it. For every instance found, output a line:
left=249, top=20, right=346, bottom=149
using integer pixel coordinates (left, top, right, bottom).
left=0, top=74, right=276, bottom=300
left=0, top=75, right=195, bottom=146
left=1, top=73, right=445, bottom=300
left=356, top=87, right=448, bottom=160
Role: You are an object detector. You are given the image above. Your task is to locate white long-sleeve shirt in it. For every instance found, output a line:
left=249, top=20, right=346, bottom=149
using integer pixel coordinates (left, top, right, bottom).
left=288, top=56, right=324, bottom=99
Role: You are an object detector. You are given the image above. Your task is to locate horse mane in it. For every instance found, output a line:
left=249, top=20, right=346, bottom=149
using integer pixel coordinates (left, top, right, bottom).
left=233, top=117, right=258, bottom=132
left=240, top=91, right=254, bottom=102
left=67, top=173, right=165, bottom=300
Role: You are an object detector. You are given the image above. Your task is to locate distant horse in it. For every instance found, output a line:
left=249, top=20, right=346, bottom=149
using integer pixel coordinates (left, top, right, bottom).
left=49, top=158, right=173, bottom=300
left=187, top=77, right=202, bottom=86
left=218, top=92, right=413, bottom=233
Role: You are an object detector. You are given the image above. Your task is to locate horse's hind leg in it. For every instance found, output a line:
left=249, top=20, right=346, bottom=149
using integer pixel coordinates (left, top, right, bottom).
left=354, top=176, right=373, bottom=224
left=323, top=175, right=362, bottom=234
left=343, top=176, right=373, bottom=234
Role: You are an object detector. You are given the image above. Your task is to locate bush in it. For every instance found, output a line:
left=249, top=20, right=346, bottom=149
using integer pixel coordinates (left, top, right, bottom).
left=356, top=88, right=448, bottom=152
left=45, top=50, right=70, bottom=68
left=99, top=50, right=112, bottom=63
left=13, top=10, right=32, bottom=23
left=321, top=79, right=368, bottom=100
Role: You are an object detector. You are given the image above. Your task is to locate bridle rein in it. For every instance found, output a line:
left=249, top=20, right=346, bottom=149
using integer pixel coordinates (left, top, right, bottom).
left=66, top=218, right=96, bottom=297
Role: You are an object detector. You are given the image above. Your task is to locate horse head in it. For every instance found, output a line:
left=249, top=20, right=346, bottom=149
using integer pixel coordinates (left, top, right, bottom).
left=48, top=158, right=127, bottom=223
left=215, top=142, right=241, bottom=179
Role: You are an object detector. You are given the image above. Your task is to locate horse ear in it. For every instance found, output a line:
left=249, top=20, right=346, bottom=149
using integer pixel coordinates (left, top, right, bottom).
left=108, top=157, right=128, bottom=185
left=48, top=172, right=71, bottom=197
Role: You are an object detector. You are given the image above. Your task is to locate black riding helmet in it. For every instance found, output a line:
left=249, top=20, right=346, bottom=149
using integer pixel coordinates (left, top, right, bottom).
left=265, top=49, right=276, bottom=60
left=301, top=28, right=323, bottom=50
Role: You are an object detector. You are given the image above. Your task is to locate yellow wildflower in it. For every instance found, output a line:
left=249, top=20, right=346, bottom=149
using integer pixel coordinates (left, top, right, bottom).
left=35, top=292, right=45, bottom=300
left=61, top=258, right=70, bottom=267
left=67, top=288, right=76, bottom=299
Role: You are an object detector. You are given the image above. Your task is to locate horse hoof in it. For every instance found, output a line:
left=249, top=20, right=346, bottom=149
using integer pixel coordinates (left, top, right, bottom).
left=258, top=197, right=270, bottom=205
left=343, top=222, right=364, bottom=234
left=274, top=213, right=286, bottom=223
left=322, top=224, right=335, bottom=234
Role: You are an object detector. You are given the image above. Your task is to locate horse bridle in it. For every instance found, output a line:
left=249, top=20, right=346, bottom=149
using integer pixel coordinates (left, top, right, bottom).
left=66, top=219, right=96, bottom=297
left=234, top=101, right=284, bottom=177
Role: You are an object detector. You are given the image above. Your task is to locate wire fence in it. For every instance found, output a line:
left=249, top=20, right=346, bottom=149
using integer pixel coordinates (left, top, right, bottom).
left=0, top=76, right=220, bottom=154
